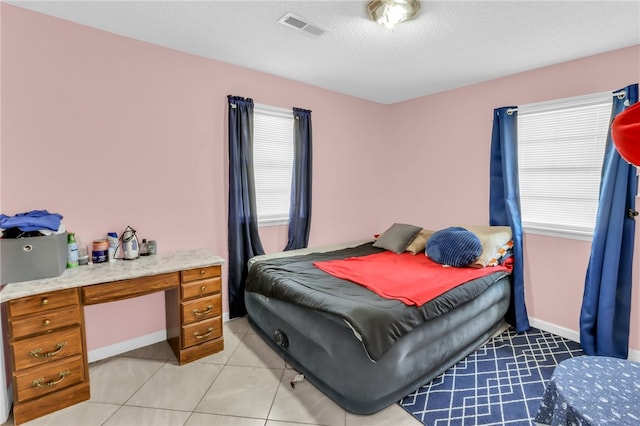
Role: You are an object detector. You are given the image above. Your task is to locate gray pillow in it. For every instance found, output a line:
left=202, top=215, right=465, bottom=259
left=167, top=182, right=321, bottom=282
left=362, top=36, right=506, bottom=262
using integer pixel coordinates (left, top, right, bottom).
left=373, top=223, right=422, bottom=253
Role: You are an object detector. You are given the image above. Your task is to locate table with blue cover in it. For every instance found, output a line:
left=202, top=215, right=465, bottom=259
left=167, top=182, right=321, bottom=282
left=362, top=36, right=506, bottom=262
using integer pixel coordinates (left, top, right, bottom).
left=535, top=356, right=640, bottom=425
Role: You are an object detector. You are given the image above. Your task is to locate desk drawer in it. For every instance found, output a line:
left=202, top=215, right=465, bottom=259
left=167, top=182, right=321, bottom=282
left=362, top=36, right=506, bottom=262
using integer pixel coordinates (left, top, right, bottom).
left=14, top=354, right=86, bottom=403
left=8, top=288, right=79, bottom=318
left=9, top=305, right=82, bottom=340
left=181, top=265, right=221, bottom=283
left=181, top=277, right=221, bottom=300
left=181, top=294, right=221, bottom=325
left=12, top=326, right=83, bottom=371
left=182, top=317, right=222, bottom=349
left=82, top=272, right=179, bottom=304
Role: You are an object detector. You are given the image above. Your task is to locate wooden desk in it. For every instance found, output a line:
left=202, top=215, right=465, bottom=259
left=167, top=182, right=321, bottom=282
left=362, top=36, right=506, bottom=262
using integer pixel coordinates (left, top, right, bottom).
left=0, top=249, right=225, bottom=425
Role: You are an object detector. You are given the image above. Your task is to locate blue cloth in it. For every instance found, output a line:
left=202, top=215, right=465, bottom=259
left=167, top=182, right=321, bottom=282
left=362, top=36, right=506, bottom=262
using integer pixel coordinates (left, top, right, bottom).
left=0, top=209, right=63, bottom=232
left=489, top=106, right=530, bottom=332
left=227, top=95, right=265, bottom=318
left=285, top=107, right=313, bottom=251
left=580, top=84, right=638, bottom=358
left=535, top=356, right=640, bottom=425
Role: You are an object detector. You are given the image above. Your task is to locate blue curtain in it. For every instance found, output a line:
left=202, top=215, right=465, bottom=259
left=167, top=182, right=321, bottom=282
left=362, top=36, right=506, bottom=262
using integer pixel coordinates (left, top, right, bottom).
left=284, top=108, right=313, bottom=251
left=580, top=83, right=638, bottom=358
left=489, top=106, right=530, bottom=332
left=227, top=95, right=265, bottom=318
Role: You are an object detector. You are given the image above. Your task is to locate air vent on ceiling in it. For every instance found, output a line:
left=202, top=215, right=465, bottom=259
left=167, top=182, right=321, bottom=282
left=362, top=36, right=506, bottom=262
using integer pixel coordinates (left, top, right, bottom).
left=278, top=12, right=327, bottom=36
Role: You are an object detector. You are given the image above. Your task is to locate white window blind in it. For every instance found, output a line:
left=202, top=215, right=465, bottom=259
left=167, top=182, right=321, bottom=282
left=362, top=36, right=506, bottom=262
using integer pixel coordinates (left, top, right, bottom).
left=253, top=104, right=294, bottom=225
left=517, top=92, right=613, bottom=239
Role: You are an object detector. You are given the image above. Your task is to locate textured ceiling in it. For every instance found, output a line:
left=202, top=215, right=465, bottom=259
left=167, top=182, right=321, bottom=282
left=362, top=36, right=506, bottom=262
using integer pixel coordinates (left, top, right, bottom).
left=8, top=0, right=640, bottom=104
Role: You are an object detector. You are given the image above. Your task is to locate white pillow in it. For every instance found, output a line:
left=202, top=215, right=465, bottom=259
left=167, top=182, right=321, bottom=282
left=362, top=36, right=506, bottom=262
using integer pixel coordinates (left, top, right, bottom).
left=458, top=225, right=512, bottom=268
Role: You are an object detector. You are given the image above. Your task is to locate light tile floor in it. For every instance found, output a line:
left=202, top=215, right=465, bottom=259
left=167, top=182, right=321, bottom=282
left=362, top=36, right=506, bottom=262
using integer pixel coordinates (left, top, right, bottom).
left=4, top=317, right=421, bottom=426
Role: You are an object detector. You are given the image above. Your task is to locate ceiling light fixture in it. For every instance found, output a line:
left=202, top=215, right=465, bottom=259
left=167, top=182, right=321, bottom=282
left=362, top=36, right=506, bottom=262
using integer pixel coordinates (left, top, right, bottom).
left=368, top=0, right=420, bottom=29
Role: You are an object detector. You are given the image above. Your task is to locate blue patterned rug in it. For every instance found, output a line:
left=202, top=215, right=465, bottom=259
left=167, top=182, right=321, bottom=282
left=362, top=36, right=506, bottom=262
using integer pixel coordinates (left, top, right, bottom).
left=399, top=327, right=583, bottom=425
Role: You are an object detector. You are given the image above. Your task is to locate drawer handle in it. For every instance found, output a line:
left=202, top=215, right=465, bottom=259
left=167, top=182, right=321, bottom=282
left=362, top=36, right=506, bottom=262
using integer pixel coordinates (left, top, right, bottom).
left=41, top=298, right=49, bottom=306
left=192, top=305, right=213, bottom=317
left=200, top=285, right=207, bottom=292
left=30, top=342, right=67, bottom=358
left=200, top=270, right=206, bottom=275
left=193, top=328, right=213, bottom=339
left=32, top=369, right=71, bottom=387
left=43, top=319, right=51, bottom=326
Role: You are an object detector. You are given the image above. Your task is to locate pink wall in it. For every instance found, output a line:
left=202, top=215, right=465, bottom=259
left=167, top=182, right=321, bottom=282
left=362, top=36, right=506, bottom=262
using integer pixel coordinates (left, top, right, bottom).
left=388, top=45, right=640, bottom=352
left=1, top=4, right=639, bottom=355
left=0, top=5, right=392, bottom=350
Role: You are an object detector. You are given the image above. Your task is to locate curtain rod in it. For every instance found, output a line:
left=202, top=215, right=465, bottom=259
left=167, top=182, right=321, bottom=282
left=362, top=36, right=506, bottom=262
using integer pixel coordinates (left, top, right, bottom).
left=506, top=89, right=627, bottom=115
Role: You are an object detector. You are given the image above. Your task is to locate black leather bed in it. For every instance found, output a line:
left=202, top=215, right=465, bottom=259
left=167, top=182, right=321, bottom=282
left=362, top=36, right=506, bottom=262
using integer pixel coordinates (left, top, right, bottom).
left=244, top=242, right=511, bottom=414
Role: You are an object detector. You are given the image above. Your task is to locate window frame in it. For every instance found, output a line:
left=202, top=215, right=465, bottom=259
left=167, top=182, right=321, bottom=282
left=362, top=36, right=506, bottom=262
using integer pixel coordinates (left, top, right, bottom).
left=516, top=91, right=613, bottom=241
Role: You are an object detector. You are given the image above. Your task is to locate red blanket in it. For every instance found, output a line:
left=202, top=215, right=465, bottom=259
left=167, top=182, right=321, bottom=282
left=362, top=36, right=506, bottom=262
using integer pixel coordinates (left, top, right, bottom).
left=314, top=251, right=511, bottom=306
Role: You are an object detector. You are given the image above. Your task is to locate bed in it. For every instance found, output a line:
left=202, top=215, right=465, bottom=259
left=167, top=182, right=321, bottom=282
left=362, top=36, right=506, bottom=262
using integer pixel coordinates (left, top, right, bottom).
left=244, top=225, right=513, bottom=415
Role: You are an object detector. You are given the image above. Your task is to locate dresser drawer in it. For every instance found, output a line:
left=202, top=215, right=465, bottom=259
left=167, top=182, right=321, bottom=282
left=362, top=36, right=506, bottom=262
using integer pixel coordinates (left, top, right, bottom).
left=14, top=354, right=86, bottom=403
left=182, top=317, right=222, bottom=349
left=9, top=305, right=82, bottom=340
left=181, top=265, right=221, bottom=283
left=181, top=277, right=221, bottom=300
left=8, top=288, right=79, bottom=318
left=181, top=294, right=221, bottom=325
left=12, top=326, right=83, bottom=371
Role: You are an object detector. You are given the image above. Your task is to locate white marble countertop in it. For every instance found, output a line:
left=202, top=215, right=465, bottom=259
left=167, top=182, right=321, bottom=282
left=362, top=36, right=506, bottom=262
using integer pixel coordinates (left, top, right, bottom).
left=0, top=248, right=225, bottom=303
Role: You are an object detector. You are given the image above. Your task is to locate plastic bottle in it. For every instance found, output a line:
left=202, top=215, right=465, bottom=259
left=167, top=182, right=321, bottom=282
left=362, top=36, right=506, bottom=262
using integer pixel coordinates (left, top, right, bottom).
left=107, top=232, right=118, bottom=262
left=67, top=232, right=79, bottom=268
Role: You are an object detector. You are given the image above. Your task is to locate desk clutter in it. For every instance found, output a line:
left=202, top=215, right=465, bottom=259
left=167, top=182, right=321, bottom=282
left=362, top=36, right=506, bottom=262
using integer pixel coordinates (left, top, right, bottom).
left=1, top=210, right=158, bottom=284
left=86, top=226, right=157, bottom=265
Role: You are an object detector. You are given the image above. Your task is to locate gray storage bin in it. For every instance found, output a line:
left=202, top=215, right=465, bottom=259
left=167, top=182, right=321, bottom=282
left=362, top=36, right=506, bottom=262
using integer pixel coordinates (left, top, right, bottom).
left=1, top=232, right=68, bottom=284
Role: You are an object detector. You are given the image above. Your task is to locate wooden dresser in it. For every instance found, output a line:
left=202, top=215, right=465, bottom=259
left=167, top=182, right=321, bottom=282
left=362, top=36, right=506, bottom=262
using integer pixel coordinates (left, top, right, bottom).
left=172, top=265, right=223, bottom=364
left=7, top=288, right=89, bottom=425
left=1, top=249, right=224, bottom=425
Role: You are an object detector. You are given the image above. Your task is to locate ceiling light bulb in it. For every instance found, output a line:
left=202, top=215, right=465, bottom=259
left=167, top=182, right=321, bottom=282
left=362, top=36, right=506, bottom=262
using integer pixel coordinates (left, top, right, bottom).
left=368, top=0, right=419, bottom=29
left=382, top=4, right=408, bottom=29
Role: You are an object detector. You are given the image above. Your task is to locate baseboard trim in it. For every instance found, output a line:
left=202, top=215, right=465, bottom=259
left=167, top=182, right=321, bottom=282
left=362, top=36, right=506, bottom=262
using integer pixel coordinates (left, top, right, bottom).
left=528, top=318, right=580, bottom=343
left=87, top=330, right=167, bottom=363
left=529, top=317, right=640, bottom=362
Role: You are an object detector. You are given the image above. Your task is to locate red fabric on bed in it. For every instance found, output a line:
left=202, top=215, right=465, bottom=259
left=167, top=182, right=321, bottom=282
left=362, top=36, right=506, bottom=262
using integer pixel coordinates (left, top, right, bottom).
left=314, top=251, right=511, bottom=306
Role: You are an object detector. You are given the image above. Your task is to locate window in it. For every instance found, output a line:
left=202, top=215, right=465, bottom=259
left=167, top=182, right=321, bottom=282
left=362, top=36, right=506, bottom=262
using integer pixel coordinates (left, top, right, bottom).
left=253, top=104, right=294, bottom=225
left=517, top=92, right=613, bottom=239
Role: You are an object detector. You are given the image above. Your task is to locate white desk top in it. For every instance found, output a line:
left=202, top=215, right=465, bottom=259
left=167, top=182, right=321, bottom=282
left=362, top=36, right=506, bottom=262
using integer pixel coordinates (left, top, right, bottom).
left=0, top=249, right=225, bottom=303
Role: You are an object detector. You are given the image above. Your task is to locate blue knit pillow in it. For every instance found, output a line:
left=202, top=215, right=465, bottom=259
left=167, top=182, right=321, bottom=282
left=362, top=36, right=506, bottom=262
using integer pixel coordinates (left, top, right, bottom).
left=426, top=227, right=482, bottom=267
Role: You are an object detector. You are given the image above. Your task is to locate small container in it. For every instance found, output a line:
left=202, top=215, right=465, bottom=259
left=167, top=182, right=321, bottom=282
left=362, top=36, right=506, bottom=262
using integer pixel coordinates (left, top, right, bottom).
left=140, top=239, right=149, bottom=256
left=78, top=247, right=89, bottom=266
left=93, top=239, right=109, bottom=252
left=92, top=250, right=108, bottom=264
left=147, top=240, right=157, bottom=255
